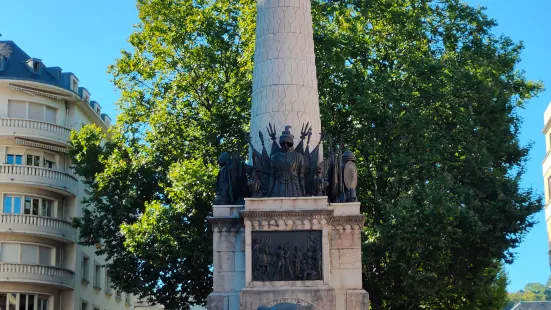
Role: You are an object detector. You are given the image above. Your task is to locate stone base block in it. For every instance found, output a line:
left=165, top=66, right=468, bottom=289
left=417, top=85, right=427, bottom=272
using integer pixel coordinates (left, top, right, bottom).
left=240, top=286, right=336, bottom=310
left=346, top=290, right=369, bottom=309
left=207, top=292, right=240, bottom=310
left=335, top=289, right=370, bottom=310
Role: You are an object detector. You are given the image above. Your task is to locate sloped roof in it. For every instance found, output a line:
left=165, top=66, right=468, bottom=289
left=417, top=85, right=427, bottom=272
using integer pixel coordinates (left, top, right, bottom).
left=0, top=41, right=67, bottom=89
left=511, top=301, right=551, bottom=310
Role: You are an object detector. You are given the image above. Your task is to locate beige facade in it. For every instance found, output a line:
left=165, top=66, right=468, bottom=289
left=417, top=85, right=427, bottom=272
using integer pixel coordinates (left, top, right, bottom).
left=0, top=69, right=132, bottom=309
left=544, top=101, right=551, bottom=266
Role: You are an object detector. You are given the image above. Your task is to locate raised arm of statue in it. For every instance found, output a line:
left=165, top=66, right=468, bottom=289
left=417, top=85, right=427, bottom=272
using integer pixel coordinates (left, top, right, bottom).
left=300, top=122, right=310, bottom=140
left=267, top=123, right=281, bottom=155
left=259, top=131, right=265, bottom=146
left=246, top=133, right=262, bottom=157
left=267, top=123, right=277, bottom=141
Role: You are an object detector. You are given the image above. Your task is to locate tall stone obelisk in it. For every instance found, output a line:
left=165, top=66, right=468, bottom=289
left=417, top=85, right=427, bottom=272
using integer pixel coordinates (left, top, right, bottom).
left=250, top=0, right=322, bottom=154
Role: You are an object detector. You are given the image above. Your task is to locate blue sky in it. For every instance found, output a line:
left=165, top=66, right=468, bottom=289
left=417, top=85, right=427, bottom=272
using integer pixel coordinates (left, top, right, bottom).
left=1, top=0, right=549, bottom=292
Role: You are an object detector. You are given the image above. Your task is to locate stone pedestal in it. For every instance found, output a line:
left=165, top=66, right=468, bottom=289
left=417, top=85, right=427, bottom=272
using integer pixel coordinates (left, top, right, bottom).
left=207, top=198, right=369, bottom=310
left=207, top=205, right=246, bottom=310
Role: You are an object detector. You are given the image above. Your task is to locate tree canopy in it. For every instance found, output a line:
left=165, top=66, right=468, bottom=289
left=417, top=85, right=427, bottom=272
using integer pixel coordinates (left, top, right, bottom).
left=505, top=282, right=551, bottom=310
left=69, top=0, right=543, bottom=309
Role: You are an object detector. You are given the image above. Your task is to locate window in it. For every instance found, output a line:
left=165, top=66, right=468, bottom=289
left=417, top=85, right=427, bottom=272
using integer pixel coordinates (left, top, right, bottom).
left=0, top=242, right=53, bottom=266
left=7, top=100, right=58, bottom=123
left=81, top=301, right=88, bottom=310
left=39, top=246, right=52, bottom=265
left=24, top=196, right=55, bottom=217
left=40, top=199, right=53, bottom=217
left=8, top=100, right=26, bottom=118
left=43, top=153, right=56, bottom=169
left=28, top=102, right=43, bottom=121
left=72, top=79, right=78, bottom=92
left=94, top=263, right=102, bottom=289
left=27, top=154, right=40, bottom=167
left=82, top=255, right=90, bottom=283
left=8, top=149, right=57, bottom=170
left=45, top=107, right=56, bottom=123
left=548, top=175, right=551, bottom=202
left=105, top=272, right=112, bottom=294
left=20, top=245, right=38, bottom=264
left=6, top=154, right=23, bottom=165
left=2, top=195, right=55, bottom=218
left=37, top=296, right=49, bottom=310
left=9, top=150, right=57, bottom=170
left=24, top=197, right=39, bottom=216
left=3, top=195, right=22, bottom=214
left=1, top=243, right=19, bottom=263
left=8, top=293, right=16, bottom=310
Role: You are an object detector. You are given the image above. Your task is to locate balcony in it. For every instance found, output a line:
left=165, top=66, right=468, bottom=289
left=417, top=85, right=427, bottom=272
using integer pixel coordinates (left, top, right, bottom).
left=0, top=118, right=71, bottom=145
left=0, top=165, right=78, bottom=196
left=0, top=263, right=74, bottom=289
left=0, top=214, right=76, bottom=243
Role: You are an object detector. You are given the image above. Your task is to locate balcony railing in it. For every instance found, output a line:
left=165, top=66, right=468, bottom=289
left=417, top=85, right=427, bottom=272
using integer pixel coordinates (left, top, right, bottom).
left=0, top=118, right=71, bottom=145
left=0, top=214, right=76, bottom=242
left=0, top=165, right=78, bottom=196
left=0, top=263, right=74, bottom=289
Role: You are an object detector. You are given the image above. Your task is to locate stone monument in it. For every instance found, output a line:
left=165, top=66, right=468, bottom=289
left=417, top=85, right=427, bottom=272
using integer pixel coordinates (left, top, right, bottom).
left=207, top=0, right=369, bottom=309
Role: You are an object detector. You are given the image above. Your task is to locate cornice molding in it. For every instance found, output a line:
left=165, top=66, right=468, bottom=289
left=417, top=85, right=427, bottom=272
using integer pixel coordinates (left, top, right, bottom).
left=208, top=217, right=244, bottom=232
left=240, top=209, right=334, bottom=220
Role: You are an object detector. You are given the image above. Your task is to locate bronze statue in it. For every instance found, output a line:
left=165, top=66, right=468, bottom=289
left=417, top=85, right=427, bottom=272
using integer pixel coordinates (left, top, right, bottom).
left=313, top=166, right=328, bottom=196
left=249, top=131, right=272, bottom=198
left=213, top=151, right=248, bottom=205
left=342, top=150, right=358, bottom=202
left=269, top=126, right=306, bottom=197
left=213, top=152, right=233, bottom=205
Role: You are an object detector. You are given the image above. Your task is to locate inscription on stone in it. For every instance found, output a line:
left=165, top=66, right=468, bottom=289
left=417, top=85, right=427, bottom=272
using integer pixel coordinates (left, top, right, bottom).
left=252, top=231, right=322, bottom=281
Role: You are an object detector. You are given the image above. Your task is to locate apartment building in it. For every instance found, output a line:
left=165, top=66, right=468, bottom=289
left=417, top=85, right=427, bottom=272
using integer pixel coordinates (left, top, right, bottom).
left=0, top=41, right=133, bottom=310
left=544, top=102, right=551, bottom=267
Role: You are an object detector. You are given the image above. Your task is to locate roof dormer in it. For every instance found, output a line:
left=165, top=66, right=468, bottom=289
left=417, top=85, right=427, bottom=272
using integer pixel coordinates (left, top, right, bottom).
left=46, top=67, right=62, bottom=80
left=79, top=87, right=91, bottom=102
left=101, top=113, right=112, bottom=126
left=90, top=100, right=102, bottom=115
left=61, top=72, right=79, bottom=93
left=26, top=58, right=43, bottom=74
left=0, top=55, right=7, bottom=72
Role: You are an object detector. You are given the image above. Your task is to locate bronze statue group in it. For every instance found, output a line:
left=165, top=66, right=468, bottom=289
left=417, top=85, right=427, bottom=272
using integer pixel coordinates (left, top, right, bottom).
left=214, top=123, right=358, bottom=205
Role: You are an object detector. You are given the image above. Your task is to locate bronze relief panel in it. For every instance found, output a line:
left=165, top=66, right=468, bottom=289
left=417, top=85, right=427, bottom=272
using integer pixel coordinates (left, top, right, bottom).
left=251, top=230, right=323, bottom=282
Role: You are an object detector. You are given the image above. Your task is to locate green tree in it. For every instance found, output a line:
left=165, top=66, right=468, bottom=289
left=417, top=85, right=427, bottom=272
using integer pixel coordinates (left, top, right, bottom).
left=505, top=282, right=551, bottom=309
left=69, top=0, right=542, bottom=309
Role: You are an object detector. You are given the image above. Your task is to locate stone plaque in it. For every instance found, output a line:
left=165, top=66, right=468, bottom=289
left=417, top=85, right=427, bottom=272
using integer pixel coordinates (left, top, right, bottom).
left=251, top=230, right=322, bottom=281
